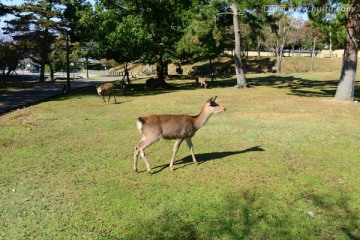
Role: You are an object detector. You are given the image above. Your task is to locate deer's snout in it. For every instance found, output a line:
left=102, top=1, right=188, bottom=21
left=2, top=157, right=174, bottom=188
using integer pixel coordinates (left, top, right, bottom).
left=217, top=106, right=226, bottom=113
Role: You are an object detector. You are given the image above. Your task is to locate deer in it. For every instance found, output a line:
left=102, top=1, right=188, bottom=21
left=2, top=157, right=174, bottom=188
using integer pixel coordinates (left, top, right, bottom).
left=134, top=96, right=226, bottom=173
left=196, top=77, right=207, bottom=89
left=145, top=77, right=167, bottom=90
left=96, top=83, right=116, bottom=104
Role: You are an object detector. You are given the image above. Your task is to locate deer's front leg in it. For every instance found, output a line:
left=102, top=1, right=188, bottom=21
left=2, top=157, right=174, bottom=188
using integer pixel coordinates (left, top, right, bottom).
left=185, top=137, right=198, bottom=165
left=169, top=138, right=184, bottom=172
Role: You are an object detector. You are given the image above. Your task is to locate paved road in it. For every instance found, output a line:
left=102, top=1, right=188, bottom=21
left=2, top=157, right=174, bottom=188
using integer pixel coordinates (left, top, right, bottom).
left=0, top=75, right=121, bottom=115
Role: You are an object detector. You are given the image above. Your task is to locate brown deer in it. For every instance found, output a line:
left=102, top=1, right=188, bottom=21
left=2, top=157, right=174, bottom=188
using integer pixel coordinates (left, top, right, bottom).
left=134, top=96, right=226, bottom=173
left=196, top=77, right=207, bottom=89
left=96, top=83, right=116, bottom=104
left=145, top=77, right=167, bottom=90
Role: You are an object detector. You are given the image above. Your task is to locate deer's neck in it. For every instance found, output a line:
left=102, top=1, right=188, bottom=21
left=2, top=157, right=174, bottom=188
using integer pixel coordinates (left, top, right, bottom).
left=193, top=108, right=212, bottom=130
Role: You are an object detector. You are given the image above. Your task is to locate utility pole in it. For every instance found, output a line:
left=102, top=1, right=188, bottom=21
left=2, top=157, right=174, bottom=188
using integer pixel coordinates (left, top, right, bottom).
left=65, top=30, right=71, bottom=94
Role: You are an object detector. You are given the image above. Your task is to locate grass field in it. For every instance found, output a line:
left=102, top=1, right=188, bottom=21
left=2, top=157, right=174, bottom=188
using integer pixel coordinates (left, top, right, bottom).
left=1, top=72, right=359, bottom=239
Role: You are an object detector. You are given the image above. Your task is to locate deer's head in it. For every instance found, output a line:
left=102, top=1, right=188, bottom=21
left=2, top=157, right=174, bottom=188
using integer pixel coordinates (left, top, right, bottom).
left=205, top=96, right=226, bottom=114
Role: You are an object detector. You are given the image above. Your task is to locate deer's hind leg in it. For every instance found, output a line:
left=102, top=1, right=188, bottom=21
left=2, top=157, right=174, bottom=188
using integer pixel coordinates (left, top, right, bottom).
left=134, top=136, right=159, bottom=174
left=101, top=95, right=106, bottom=104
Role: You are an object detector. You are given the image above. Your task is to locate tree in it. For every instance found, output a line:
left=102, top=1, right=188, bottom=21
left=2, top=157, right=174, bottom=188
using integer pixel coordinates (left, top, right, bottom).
left=287, top=18, right=305, bottom=56
left=0, top=3, right=13, bottom=17
left=107, top=14, right=152, bottom=83
left=0, top=37, right=27, bottom=86
left=177, top=0, right=226, bottom=79
left=4, top=0, right=63, bottom=82
left=232, top=3, right=247, bottom=87
left=335, top=0, right=360, bottom=101
left=63, top=0, right=99, bottom=78
left=301, top=21, right=323, bottom=72
left=98, top=0, right=192, bottom=82
left=300, top=0, right=357, bottom=100
left=264, top=13, right=291, bottom=73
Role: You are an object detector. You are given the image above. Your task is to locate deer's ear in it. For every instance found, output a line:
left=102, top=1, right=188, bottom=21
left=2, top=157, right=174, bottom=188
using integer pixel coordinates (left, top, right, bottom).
left=207, top=96, right=217, bottom=105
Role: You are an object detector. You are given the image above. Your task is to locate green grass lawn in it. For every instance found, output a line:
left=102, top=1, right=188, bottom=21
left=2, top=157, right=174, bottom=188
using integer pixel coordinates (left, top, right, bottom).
left=1, top=72, right=359, bottom=239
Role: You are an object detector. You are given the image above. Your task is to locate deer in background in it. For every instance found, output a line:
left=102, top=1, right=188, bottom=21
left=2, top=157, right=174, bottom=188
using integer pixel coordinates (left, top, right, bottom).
left=134, top=96, right=226, bottom=173
left=96, top=83, right=116, bottom=104
left=196, top=77, right=207, bottom=89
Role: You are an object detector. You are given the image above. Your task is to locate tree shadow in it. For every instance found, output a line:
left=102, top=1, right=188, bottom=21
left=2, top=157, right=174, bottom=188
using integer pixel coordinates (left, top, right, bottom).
left=243, top=57, right=276, bottom=73
left=120, top=184, right=360, bottom=239
left=249, top=75, right=342, bottom=98
left=188, top=57, right=276, bottom=75
left=305, top=189, right=360, bottom=239
left=151, top=146, right=265, bottom=174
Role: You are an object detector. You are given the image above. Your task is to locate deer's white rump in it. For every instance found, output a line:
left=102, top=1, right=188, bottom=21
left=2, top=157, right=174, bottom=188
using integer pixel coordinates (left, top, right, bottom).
left=134, top=96, right=226, bottom=173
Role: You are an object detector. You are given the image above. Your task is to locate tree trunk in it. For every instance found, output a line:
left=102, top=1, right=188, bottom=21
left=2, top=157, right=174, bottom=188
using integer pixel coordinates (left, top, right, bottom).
left=310, top=37, right=317, bottom=72
left=232, top=3, right=247, bottom=88
left=164, top=62, right=168, bottom=76
left=49, top=64, right=55, bottom=82
left=209, top=58, right=215, bottom=81
left=86, top=56, right=89, bottom=78
left=124, top=62, right=131, bottom=85
left=156, top=53, right=165, bottom=82
left=335, top=0, right=359, bottom=101
left=276, top=46, right=283, bottom=73
left=329, top=31, right=333, bottom=58
left=39, top=63, right=45, bottom=83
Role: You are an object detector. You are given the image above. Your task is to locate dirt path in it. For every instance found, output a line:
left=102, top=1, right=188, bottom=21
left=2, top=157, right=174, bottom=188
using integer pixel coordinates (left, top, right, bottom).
left=0, top=76, right=120, bottom=115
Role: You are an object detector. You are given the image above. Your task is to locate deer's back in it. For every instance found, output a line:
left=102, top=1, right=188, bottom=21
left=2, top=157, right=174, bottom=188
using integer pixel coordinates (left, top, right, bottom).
left=97, top=83, right=114, bottom=95
left=139, top=114, right=196, bottom=139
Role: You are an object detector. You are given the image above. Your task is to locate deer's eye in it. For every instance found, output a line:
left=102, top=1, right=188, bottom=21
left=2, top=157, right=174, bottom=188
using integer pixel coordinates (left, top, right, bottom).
left=210, top=102, right=218, bottom=107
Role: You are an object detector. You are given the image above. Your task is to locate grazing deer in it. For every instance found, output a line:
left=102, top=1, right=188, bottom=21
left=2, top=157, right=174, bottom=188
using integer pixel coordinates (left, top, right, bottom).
left=134, top=96, right=226, bottom=173
left=145, top=77, right=167, bottom=90
left=196, top=77, right=207, bottom=89
left=96, top=83, right=116, bottom=104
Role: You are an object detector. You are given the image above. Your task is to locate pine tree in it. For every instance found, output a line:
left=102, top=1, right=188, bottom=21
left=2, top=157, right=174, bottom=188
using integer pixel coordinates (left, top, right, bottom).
left=335, top=0, right=360, bottom=101
left=4, top=0, right=63, bottom=82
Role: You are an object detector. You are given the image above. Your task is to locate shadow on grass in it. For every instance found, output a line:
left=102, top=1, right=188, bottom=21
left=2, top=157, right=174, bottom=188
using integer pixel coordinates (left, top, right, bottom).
left=120, top=188, right=360, bottom=239
left=188, top=57, right=276, bottom=75
left=49, top=77, right=237, bottom=105
left=5, top=73, right=358, bottom=115
left=248, top=75, right=342, bottom=98
left=150, top=146, right=265, bottom=174
left=307, top=190, right=360, bottom=239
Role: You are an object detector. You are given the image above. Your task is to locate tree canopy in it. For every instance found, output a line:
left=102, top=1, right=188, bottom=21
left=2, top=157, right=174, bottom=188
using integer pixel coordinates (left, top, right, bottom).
left=0, top=0, right=358, bottom=100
